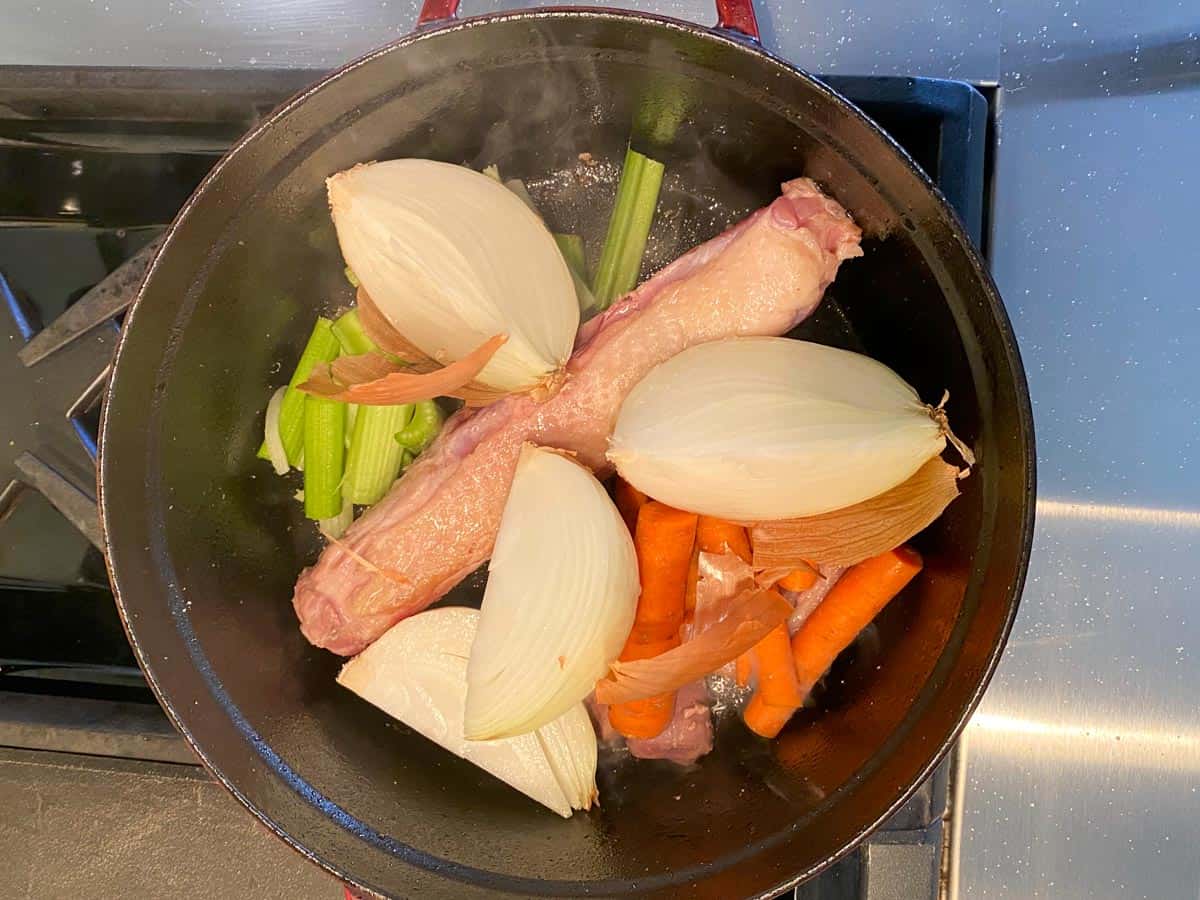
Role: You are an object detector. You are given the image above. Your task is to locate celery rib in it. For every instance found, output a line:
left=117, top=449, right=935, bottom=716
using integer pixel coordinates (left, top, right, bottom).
left=554, top=233, right=596, bottom=312
left=258, top=317, right=340, bottom=467
left=344, top=403, right=413, bottom=506
left=394, top=400, right=444, bottom=454
left=554, top=233, right=587, bottom=276
left=303, top=393, right=346, bottom=520
left=591, top=146, right=665, bottom=310
left=331, top=308, right=376, bottom=357
left=334, top=307, right=416, bottom=505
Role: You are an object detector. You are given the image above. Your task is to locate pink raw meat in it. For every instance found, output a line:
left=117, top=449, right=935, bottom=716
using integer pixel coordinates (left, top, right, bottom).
left=294, top=177, right=862, bottom=654
left=585, top=684, right=714, bottom=766
left=626, top=681, right=714, bottom=766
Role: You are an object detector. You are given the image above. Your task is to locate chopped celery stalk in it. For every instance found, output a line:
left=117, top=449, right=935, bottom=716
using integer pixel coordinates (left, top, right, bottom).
left=554, top=233, right=587, bottom=275
left=345, top=403, right=359, bottom=449
left=568, top=262, right=597, bottom=313
left=332, top=308, right=376, bottom=357
left=344, top=266, right=360, bottom=288
left=319, top=500, right=354, bottom=539
left=258, top=317, right=340, bottom=466
left=554, top=233, right=596, bottom=312
left=394, top=399, right=444, bottom=453
left=504, top=178, right=539, bottom=215
left=303, top=394, right=346, bottom=520
left=591, top=146, right=665, bottom=309
left=344, top=403, right=413, bottom=506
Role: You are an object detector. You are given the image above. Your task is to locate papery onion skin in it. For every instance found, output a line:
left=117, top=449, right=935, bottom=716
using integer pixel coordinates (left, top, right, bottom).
left=327, top=160, right=579, bottom=393
left=465, top=445, right=640, bottom=740
left=608, top=337, right=948, bottom=521
left=594, top=588, right=792, bottom=706
left=750, top=457, right=963, bottom=569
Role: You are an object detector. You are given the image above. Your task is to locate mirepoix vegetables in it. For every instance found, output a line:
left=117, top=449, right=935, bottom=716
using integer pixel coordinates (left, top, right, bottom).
left=595, top=588, right=790, bottom=707
left=327, top=159, right=579, bottom=394
left=592, top=146, right=665, bottom=309
left=333, top=309, right=415, bottom=506
left=553, top=233, right=587, bottom=280
left=258, top=317, right=340, bottom=466
left=464, top=446, right=640, bottom=741
left=741, top=622, right=804, bottom=738
left=337, top=607, right=598, bottom=818
left=393, top=399, right=443, bottom=454
left=345, top=403, right=412, bottom=506
left=259, top=307, right=447, bottom=527
left=613, top=476, right=647, bottom=534
left=608, top=337, right=971, bottom=522
left=551, top=233, right=596, bottom=313
left=607, top=502, right=696, bottom=740
left=487, top=165, right=596, bottom=313
left=331, top=308, right=373, bottom=356
left=695, top=516, right=754, bottom=683
left=749, top=458, right=962, bottom=569
left=743, top=546, right=924, bottom=739
left=302, top=393, right=346, bottom=520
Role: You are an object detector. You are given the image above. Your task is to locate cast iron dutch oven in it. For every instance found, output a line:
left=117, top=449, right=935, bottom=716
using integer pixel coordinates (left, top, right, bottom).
left=99, top=1, right=1035, bottom=896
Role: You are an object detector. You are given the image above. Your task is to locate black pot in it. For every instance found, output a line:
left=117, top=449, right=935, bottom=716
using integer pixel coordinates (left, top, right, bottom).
left=99, top=2, right=1035, bottom=896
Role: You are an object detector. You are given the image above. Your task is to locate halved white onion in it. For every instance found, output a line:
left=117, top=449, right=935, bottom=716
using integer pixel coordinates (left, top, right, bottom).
left=327, top=160, right=579, bottom=393
left=464, top=445, right=640, bottom=740
left=608, top=337, right=952, bottom=521
left=337, top=607, right=597, bottom=817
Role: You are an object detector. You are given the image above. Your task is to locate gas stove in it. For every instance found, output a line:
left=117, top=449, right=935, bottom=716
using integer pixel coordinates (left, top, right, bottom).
left=0, top=66, right=992, bottom=899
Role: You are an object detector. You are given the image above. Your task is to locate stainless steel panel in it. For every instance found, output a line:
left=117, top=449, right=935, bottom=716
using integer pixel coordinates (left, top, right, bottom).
left=953, top=3, right=1200, bottom=897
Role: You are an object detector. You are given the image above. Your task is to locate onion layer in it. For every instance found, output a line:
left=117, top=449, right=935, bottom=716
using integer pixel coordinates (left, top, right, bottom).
left=338, top=607, right=597, bottom=817
left=327, top=160, right=579, bottom=394
left=465, top=445, right=640, bottom=740
left=608, top=337, right=964, bottom=521
left=262, top=386, right=289, bottom=475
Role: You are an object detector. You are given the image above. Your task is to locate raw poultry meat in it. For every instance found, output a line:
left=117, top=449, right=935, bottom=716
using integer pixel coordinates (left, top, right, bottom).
left=294, top=178, right=862, bottom=655
left=626, top=681, right=714, bottom=766
left=586, top=684, right=714, bottom=766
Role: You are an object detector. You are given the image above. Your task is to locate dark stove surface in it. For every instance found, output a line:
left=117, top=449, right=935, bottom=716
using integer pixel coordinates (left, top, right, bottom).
left=0, top=66, right=989, bottom=898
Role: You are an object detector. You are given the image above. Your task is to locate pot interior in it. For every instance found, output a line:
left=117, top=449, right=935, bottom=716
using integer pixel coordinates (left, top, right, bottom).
left=102, top=11, right=1031, bottom=898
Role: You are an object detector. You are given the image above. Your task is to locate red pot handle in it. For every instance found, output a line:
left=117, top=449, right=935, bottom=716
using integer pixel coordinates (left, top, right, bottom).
left=417, top=0, right=761, bottom=42
left=713, top=0, right=761, bottom=40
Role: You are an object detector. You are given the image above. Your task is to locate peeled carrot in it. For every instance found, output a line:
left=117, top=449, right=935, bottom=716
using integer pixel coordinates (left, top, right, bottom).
left=614, top=477, right=648, bottom=535
left=697, top=516, right=751, bottom=561
left=751, top=622, right=804, bottom=708
left=609, top=502, right=698, bottom=739
left=742, top=620, right=805, bottom=738
left=791, top=545, right=923, bottom=697
left=777, top=564, right=818, bottom=592
left=607, top=637, right=680, bottom=739
left=742, top=693, right=797, bottom=739
left=697, top=516, right=755, bottom=680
